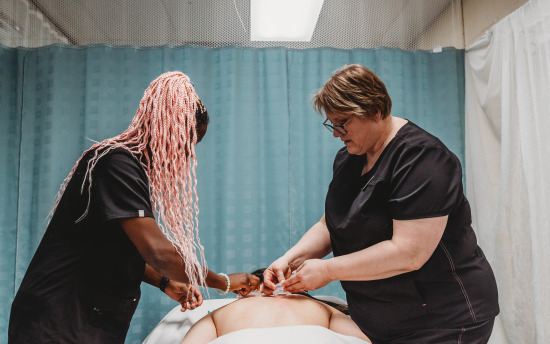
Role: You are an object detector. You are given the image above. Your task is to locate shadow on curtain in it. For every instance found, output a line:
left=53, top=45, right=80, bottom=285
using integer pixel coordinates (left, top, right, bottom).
left=0, top=45, right=464, bottom=344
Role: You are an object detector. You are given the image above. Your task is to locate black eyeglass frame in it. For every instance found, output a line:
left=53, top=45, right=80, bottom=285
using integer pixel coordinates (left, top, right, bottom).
left=323, top=118, right=349, bottom=135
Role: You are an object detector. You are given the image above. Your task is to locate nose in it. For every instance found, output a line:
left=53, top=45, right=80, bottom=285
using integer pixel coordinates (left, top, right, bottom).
left=333, top=130, right=342, bottom=138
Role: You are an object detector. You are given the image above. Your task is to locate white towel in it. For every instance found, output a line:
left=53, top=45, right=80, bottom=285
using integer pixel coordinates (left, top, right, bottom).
left=209, top=325, right=370, bottom=344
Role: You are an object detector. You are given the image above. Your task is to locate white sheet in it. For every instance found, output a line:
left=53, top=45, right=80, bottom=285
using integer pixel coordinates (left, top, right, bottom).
left=143, top=298, right=237, bottom=344
left=209, top=325, right=370, bottom=344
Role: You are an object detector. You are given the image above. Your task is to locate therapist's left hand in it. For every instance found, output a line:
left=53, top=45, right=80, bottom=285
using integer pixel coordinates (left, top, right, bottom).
left=281, top=259, right=332, bottom=293
left=165, top=281, right=203, bottom=312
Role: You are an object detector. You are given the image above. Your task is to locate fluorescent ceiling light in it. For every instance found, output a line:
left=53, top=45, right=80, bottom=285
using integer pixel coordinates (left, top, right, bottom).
left=250, top=0, right=324, bottom=42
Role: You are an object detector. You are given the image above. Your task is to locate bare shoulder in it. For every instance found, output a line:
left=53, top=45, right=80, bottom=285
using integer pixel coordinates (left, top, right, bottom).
left=327, top=307, right=370, bottom=342
left=181, top=313, right=216, bottom=344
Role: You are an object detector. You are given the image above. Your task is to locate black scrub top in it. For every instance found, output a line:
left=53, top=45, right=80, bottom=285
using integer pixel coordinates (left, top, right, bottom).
left=9, top=147, right=154, bottom=344
left=325, top=121, right=499, bottom=342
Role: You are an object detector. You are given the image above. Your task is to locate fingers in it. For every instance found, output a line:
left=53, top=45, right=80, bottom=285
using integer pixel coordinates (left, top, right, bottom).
left=281, top=269, right=309, bottom=293
left=282, top=280, right=307, bottom=293
left=263, top=262, right=291, bottom=292
left=190, top=285, right=203, bottom=307
left=178, top=285, right=203, bottom=312
left=235, top=274, right=261, bottom=296
left=226, top=273, right=260, bottom=295
left=249, top=274, right=261, bottom=290
left=179, top=295, right=199, bottom=312
left=281, top=273, right=300, bottom=291
left=277, top=270, right=288, bottom=285
left=262, top=268, right=278, bottom=294
left=280, top=259, right=330, bottom=293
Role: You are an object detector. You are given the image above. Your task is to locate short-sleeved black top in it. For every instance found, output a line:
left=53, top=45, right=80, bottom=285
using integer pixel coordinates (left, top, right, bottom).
left=9, top=148, right=154, bottom=344
left=325, top=121, right=499, bottom=342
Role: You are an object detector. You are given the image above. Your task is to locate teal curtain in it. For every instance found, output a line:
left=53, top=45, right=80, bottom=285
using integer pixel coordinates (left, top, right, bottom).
left=0, top=45, right=464, bottom=344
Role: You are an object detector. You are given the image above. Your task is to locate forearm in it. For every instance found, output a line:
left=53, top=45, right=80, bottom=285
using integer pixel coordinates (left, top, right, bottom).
left=325, top=240, right=414, bottom=282
left=280, top=217, right=447, bottom=294
left=147, top=250, right=225, bottom=289
left=147, top=247, right=255, bottom=294
left=144, top=245, right=197, bottom=284
left=121, top=217, right=201, bottom=284
left=284, top=215, right=332, bottom=268
left=326, top=216, right=447, bottom=282
left=121, top=217, right=258, bottom=293
left=143, top=263, right=163, bottom=286
left=204, top=269, right=229, bottom=290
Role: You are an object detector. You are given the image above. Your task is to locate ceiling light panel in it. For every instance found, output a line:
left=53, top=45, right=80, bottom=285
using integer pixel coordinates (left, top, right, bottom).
left=250, top=0, right=324, bottom=41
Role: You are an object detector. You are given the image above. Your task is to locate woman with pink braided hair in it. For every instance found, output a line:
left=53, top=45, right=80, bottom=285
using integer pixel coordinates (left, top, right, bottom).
left=8, top=71, right=260, bottom=344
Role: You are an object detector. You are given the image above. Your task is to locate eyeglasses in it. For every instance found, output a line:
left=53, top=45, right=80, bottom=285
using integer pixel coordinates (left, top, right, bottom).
left=323, top=117, right=350, bottom=135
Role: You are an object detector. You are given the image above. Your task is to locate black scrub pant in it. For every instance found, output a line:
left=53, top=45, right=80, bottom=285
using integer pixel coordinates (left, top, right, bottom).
left=373, top=318, right=495, bottom=344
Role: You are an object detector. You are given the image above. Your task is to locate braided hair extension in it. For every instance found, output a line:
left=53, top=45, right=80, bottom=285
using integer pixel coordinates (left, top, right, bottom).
left=48, top=71, right=209, bottom=289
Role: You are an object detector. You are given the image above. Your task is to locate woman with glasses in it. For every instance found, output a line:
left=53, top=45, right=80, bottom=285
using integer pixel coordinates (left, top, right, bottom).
left=263, top=64, right=499, bottom=344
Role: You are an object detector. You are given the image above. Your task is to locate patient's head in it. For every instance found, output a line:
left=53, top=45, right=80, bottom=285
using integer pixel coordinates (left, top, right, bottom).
left=250, top=268, right=266, bottom=282
left=250, top=268, right=349, bottom=315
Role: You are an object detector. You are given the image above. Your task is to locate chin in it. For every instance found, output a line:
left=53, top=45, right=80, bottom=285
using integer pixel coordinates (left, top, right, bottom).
left=346, top=146, right=359, bottom=155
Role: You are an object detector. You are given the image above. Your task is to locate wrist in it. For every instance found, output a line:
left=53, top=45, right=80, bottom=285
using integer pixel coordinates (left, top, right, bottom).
left=323, top=258, right=336, bottom=283
left=159, top=276, right=170, bottom=293
left=284, top=254, right=302, bottom=271
left=215, top=273, right=230, bottom=295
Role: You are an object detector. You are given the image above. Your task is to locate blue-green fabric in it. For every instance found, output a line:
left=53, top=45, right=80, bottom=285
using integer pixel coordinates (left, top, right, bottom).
left=0, top=45, right=464, bottom=344
left=1, top=46, right=20, bottom=343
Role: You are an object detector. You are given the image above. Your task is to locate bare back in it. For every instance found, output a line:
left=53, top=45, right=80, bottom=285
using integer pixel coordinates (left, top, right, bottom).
left=181, top=294, right=370, bottom=343
left=212, top=294, right=332, bottom=335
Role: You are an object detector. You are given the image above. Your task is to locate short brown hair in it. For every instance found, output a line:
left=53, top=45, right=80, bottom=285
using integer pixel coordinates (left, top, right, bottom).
left=313, top=64, right=392, bottom=119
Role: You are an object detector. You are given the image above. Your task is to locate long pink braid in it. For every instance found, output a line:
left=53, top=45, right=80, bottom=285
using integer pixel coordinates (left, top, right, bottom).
left=49, top=71, right=207, bottom=289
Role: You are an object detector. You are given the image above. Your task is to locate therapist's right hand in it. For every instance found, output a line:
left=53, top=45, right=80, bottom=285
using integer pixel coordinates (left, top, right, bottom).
left=263, top=257, right=292, bottom=294
left=229, top=273, right=261, bottom=296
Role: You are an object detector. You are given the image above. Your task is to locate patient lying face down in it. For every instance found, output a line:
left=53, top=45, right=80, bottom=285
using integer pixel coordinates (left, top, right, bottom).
left=181, top=269, right=370, bottom=344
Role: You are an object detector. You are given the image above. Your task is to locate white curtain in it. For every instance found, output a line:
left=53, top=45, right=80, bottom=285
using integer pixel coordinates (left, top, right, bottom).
left=465, top=0, right=550, bottom=343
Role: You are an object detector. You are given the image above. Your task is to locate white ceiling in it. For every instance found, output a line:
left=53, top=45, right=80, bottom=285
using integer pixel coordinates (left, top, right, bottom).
left=2, top=0, right=464, bottom=50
